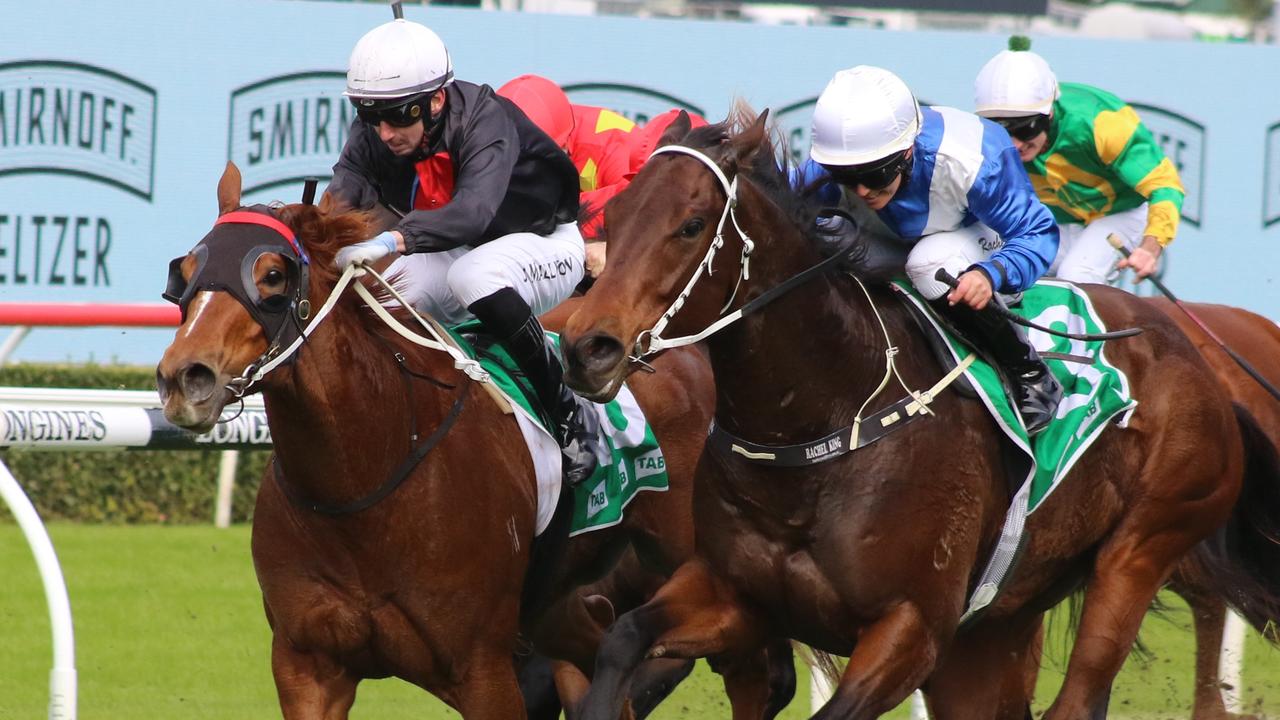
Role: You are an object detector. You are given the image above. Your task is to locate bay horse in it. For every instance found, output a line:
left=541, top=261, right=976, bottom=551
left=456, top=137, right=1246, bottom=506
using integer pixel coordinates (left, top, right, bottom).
left=1155, top=300, right=1280, bottom=720
left=558, top=108, right=1280, bottom=719
left=155, top=163, right=789, bottom=718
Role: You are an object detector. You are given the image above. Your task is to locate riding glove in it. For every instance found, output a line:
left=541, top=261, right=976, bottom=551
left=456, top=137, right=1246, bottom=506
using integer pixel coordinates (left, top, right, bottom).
left=335, top=231, right=398, bottom=269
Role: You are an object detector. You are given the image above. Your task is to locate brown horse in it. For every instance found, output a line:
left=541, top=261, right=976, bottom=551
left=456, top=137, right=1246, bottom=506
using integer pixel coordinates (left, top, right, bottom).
left=1155, top=300, right=1280, bottom=720
left=558, top=109, right=1280, bottom=719
left=1023, top=300, right=1280, bottom=718
left=154, top=163, right=777, bottom=719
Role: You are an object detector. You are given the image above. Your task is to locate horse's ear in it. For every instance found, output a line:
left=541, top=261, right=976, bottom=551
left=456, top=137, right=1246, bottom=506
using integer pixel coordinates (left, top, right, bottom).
left=656, top=110, right=692, bottom=148
left=730, top=108, right=770, bottom=167
left=216, top=162, right=242, bottom=216
left=318, top=190, right=341, bottom=215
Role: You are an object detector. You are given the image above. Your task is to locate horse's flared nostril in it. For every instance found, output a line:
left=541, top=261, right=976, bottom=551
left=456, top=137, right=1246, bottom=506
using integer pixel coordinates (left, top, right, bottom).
left=155, top=366, right=170, bottom=402
left=177, top=362, right=219, bottom=404
left=576, top=333, right=625, bottom=375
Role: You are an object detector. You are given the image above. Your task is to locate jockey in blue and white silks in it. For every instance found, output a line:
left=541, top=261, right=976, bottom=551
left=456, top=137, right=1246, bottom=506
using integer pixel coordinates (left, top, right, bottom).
left=798, top=66, right=1062, bottom=434
left=796, top=108, right=1059, bottom=300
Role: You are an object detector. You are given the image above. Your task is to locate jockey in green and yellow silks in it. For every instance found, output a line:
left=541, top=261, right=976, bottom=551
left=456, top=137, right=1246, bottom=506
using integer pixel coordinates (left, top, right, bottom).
left=974, top=37, right=1184, bottom=285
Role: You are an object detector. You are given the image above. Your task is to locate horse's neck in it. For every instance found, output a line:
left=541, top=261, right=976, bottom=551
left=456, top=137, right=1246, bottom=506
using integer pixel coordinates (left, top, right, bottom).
left=261, top=304, right=451, bottom=493
left=706, top=198, right=901, bottom=444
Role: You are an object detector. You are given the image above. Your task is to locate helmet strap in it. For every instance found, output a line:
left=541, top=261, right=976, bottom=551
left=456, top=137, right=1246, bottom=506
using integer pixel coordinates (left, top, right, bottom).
left=896, top=150, right=915, bottom=193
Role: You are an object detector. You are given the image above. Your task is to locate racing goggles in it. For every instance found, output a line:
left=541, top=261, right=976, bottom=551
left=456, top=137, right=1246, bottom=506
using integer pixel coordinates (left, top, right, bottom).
left=821, top=151, right=910, bottom=191
left=993, top=114, right=1051, bottom=142
left=351, top=94, right=430, bottom=128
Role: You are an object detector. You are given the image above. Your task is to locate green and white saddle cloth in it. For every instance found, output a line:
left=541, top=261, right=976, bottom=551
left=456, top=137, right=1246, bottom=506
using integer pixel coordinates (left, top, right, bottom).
left=892, top=279, right=1137, bottom=620
left=447, top=323, right=668, bottom=537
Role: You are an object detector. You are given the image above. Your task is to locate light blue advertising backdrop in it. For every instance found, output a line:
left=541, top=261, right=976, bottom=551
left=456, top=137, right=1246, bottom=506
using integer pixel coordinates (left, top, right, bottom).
left=1, top=0, right=1278, bottom=362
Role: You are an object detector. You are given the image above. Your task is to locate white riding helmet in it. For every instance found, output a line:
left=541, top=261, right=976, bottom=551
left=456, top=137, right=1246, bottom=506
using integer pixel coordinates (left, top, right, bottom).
left=345, top=19, right=454, bottom=101
left=974, top=37, right=1059, bottom=118
left=810, top=66, right=922, bottom=167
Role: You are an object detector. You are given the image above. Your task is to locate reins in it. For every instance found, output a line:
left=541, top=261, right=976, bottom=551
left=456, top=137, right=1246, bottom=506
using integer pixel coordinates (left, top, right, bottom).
left=641, top=143, right=974, bottom=465
left=934, top=269, right=1143, bottom=343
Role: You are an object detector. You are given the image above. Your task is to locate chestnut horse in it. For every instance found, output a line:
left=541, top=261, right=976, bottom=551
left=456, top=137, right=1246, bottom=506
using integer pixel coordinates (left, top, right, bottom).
left=559, top=110, right=1280, bottom=719
left=155, top=164, right=787, bottom=719
left=1156, top=300, right=1280, bottom=720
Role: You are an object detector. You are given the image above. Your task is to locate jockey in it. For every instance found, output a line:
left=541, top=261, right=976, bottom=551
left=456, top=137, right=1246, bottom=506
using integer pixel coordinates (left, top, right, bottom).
left=798, top=65, right=1063, bottom=435
left=496, top=76, right=634, bottom=231
left=973, top=36, right=1184, bottom=285
left=496, top=75, right=709, bottom=276
left=326, top=18, right=608, bottom=484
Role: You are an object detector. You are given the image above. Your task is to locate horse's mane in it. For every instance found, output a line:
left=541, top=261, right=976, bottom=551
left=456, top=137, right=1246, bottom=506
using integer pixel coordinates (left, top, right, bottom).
left=669, top=101, right=874, bottom=273
left=273, top=199, right=378, bottom=287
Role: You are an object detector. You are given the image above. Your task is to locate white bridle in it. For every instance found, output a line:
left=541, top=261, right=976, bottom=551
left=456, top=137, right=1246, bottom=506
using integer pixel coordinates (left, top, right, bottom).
left=225, top=263, right=490, bottom=396
left=631, top=145, right=756, bottom=360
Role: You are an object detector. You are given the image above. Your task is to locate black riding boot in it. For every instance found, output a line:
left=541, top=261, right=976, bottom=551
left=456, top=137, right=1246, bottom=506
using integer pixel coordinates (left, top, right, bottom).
left=469, top=289, right=609, bottom=485
left=931, top=296, right=1062, bottom=436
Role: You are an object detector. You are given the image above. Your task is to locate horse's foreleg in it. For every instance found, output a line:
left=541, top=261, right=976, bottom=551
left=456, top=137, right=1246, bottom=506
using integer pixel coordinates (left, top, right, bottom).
left=810, top=601, right=941, bottom=720
left=922, top=611, right=1044, bottom=720
left=577, top=558, right=769, bottom=720
left=532, top=592, right=615, bottom=678
left=627, top=657, right=696, bottom=718
left=456, top=650, right=529, bottom=720
left=271, top=637, right=359, bottom=720
left=552, top=659, right=591, bottom=720
left=710, top=637, right=795, bottom=720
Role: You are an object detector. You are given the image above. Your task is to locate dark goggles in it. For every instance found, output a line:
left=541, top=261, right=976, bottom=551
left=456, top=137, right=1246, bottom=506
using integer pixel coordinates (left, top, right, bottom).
left=993, top=114, right=1051, bottom=142
left=351, top=95, right=429, bottom=128
left=821, top=151, right=910, bottom=191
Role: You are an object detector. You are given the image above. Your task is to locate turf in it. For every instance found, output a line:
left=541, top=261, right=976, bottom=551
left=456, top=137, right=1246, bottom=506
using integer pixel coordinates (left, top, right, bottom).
left=1, top=524, right=1278, bottom=718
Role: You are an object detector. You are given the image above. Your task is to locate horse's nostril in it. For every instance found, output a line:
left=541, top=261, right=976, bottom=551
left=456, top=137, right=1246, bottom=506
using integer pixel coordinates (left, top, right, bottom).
left=155, top=367, right=170, bottom=401
left=581, top=334, right=624, bottom=372
left=178, top=363, right=218, bottom=404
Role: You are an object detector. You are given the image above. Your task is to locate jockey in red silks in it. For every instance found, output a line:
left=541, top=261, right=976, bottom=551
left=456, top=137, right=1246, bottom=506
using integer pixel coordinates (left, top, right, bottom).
left=497, top=74, right=707, bottom=275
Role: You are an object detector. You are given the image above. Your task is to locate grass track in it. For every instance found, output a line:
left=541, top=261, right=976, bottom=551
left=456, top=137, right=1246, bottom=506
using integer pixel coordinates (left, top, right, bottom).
left=2, top=524, right=1278, bottom=718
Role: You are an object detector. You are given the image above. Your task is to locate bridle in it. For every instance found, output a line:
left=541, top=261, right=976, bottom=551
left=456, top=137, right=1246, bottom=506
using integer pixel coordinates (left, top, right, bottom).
left=630, top=145, right=756, bottom=360
left=163, top=208, right=315, bottom=398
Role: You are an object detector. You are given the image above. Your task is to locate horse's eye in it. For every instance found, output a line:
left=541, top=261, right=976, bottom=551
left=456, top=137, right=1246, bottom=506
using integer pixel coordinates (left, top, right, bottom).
left=679, top=219, right=706, bottom=239
left=263, top=268, right=286, bottom=289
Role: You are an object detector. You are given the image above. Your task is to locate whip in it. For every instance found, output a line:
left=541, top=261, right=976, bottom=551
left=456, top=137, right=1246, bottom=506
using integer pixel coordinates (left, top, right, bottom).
left=1107, top=234, right=1280, bottom=403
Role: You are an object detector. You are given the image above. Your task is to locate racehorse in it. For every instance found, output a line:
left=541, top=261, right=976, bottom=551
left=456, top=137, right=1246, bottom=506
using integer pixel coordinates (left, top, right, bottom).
left=155, top=163, right=790, bottom=719
left=558, top=108, right=1280, bottom=718
left=1154, top=300, right=1280, bottom=720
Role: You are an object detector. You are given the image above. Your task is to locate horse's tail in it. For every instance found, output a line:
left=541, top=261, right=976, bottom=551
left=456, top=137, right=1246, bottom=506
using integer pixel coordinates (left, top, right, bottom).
left=792, top=642, right=842, bottom=694
left=1186, top=404, right=1280, bottom=641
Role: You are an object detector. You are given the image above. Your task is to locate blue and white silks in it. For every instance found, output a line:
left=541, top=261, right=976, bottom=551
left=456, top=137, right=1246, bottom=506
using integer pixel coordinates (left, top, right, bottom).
left=795, top=106, right=1059, bottom=294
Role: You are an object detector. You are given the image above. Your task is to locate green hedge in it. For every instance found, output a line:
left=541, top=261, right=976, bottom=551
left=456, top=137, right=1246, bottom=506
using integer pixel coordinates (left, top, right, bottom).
left=0, top=364, right=268, bottom=524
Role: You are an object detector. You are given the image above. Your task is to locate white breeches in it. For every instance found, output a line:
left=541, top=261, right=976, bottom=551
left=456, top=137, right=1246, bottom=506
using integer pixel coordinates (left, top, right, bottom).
left=1049, top=204, right=1147, bottom=286
left=904, top=223, right=1003, bottom=300
left=384, top=222, right=586, bottom=324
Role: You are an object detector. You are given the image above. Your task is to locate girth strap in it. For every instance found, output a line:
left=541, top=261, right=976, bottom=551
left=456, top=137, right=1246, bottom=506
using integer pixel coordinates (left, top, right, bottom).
left=708, top=354, right=975, bottom=467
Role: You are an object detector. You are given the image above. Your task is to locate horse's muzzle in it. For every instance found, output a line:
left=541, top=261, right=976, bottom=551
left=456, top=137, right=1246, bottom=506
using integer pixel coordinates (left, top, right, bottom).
left=562, top=331, right=627, bottom=402
left=156, top=360, right=227, bottom=432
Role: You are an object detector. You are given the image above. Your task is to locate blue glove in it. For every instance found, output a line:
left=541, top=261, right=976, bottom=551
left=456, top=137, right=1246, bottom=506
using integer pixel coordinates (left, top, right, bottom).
left=335, top=231, right=398, bottom=269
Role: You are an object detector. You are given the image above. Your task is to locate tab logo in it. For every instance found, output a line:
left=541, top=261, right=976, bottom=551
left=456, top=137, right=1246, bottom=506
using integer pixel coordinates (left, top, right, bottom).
left=228, top=72, right=353, bottom=197
left=634, top=448, right=666, bottom=481
left=1264, top=121, right=1280, bottom=228
left=562, top=83, right=703, bottom=126
left=1128, top=103, right=1204, bottom=227
left=0, top=61, right=156, bottom=201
